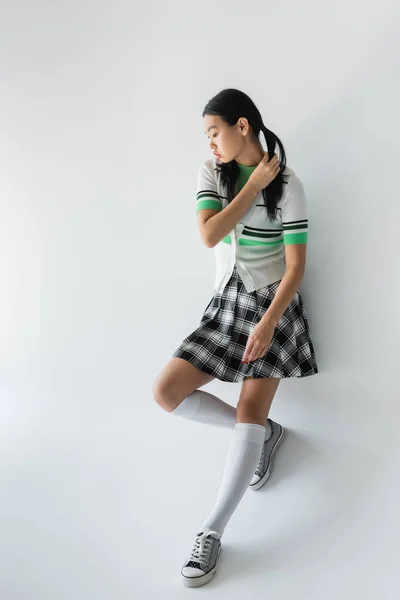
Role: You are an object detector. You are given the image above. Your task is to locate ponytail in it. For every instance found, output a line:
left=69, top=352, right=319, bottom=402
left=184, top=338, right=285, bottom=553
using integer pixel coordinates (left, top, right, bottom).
left=259, top=125, right=288, bottom=219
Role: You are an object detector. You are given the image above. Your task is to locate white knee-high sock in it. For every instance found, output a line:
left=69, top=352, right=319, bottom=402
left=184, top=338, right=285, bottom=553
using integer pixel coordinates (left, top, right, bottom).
left=172, top=389, right=236, bottom=429
left=200, top=423, right=266, bottom=536
left=172, top=390, right=272, bottom=438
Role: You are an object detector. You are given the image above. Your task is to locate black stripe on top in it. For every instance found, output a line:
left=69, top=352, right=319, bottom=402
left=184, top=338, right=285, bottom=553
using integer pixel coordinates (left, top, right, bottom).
left=282, top=219, right=308, bottom=225
left=244, top=225, right=283, bottom=233
left=197, top=189, right=220, bottom=198
left=242, top=229, right=283, bottom=239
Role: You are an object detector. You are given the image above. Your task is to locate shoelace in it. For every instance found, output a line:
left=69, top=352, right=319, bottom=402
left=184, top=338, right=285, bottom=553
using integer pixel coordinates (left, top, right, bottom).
left=189, top=530, right=221, bottom=563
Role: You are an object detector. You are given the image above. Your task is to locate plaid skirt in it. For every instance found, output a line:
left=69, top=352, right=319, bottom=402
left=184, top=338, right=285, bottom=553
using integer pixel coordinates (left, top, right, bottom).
left=172, top=267, right=318, bottom=383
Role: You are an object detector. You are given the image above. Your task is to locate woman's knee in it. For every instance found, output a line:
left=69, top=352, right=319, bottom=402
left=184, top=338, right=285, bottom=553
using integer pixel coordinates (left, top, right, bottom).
left=152, top=358, right=215, bottom=412
left=152, top=375, right=183, bottom=413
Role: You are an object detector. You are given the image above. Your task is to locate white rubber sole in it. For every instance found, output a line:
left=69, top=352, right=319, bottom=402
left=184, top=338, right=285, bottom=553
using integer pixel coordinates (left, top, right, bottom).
left=249, top=427, right=285, bottom=491
left=181, top=546, right=222, bottom=588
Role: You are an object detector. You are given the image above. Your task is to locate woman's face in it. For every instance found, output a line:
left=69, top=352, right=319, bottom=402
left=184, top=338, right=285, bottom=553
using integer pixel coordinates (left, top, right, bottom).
left=203, top=114, right=247, bottom=163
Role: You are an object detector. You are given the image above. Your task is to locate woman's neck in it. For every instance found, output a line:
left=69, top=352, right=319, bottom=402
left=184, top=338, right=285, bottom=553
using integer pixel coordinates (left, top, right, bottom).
left=235, top=140, right=265, bottom=167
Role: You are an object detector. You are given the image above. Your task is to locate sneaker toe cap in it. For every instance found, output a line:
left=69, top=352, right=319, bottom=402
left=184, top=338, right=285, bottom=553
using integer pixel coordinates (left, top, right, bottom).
left=250, top=473, right=261, bottom=486
left=182, top=566, right=204, bottom=578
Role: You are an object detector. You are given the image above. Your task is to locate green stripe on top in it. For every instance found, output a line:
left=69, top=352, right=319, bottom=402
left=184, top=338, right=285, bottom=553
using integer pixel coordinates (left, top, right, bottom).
left=284, top=232, right=308, bottom=244
left=196, top=199, right=222, bottom=213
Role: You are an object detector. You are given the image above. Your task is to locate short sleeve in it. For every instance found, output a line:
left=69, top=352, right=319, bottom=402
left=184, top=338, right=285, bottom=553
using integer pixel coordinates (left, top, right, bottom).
left=281, top=172, right=308, bottom=245
left=196, top=161, right=222, bottom=214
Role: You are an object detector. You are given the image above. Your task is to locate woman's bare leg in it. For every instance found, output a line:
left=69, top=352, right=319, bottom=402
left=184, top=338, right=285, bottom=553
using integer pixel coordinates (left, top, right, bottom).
left=152, top=357, right=215, bottom=412
left=236, top=376, right=281, bottom=425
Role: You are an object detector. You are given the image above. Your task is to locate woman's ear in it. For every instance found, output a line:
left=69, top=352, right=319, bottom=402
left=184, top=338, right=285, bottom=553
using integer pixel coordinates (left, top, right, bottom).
left=238, top=117, right=250, bottom=136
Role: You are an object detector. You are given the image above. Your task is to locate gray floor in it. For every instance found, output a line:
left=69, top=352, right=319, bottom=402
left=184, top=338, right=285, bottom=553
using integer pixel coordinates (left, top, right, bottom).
left=1, top=374, right=397, bottom=599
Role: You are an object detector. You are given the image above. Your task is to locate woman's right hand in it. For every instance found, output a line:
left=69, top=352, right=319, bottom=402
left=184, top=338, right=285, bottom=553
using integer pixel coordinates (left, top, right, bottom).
left=247, top=153, right=281, bottom=193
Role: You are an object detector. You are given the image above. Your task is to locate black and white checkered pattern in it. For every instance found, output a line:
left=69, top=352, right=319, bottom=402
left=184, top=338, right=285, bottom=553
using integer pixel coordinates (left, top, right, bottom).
left=173, top=267, right=318, bottom=383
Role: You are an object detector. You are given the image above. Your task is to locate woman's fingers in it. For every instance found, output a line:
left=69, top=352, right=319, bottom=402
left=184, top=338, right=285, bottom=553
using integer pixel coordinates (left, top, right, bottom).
left=242, top=339, right=253, bottom=363
left=246, top=344, right=260, bottom=363
left=245, top=344, right=269, bottom=363
left=263, top=152, right=278, bottom=164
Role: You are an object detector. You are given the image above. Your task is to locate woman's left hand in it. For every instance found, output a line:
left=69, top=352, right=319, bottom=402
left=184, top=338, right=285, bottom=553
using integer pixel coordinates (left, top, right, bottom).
left=242, top=318, right=277, bottom=364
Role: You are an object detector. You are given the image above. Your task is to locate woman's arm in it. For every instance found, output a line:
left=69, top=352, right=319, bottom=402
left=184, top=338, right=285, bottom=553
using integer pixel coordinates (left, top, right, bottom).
left=263, top=170, right=308, bottom=325
left=241, top=244, right=306, bottom=364
left=197, top=181, right=258, bottom=248
left=260, top=244, right=307, bottom=327
left=198, top=153, right=281, bottom=248
left=241, top=168, right=309, bottom=364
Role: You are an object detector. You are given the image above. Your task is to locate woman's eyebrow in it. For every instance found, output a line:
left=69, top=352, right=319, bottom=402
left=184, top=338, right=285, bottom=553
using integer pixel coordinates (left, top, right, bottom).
left=204, top=125, right=218, bottom=135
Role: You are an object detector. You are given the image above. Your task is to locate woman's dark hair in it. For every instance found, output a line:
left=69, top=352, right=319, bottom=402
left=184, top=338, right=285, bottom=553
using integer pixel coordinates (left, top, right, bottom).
left=202, top=88, right=288, bottom=220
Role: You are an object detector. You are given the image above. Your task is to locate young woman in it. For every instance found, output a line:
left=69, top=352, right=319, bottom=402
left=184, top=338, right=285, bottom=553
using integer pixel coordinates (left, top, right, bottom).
left=152, top=88, right=318, bottom=587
